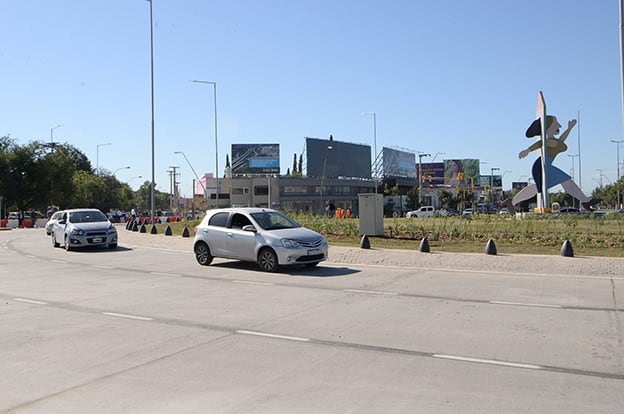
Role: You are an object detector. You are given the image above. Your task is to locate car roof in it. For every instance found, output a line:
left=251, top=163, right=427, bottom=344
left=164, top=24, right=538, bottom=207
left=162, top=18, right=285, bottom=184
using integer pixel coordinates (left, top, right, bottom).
left=206, top=207, right=276, bottom=215
left=63, top=208, right=103, bottom=213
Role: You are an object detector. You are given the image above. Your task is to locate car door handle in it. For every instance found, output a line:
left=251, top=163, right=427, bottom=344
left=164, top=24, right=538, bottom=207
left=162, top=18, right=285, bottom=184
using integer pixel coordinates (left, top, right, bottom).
left=227, top=233, right=233, bottom=238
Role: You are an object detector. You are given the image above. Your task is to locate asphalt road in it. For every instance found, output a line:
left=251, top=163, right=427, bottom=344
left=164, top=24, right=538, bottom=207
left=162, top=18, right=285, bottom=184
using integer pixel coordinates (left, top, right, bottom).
left=1, top=228, right=623, bottom=413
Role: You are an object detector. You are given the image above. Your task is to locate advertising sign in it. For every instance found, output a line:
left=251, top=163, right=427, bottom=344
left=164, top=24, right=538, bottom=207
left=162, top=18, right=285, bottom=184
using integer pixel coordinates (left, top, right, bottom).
left=444, top=159, right=480, bottom=187
left=306, top=137, right=371, bottom=178
left=417, top=162, right=445, bottom=186
left=231, top=143, right=280, bottom=174
left=382, top=148, right=416, bottom=178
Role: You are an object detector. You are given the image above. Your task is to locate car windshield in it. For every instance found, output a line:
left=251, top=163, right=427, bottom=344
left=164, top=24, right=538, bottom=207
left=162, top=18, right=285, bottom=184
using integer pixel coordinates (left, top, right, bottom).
left=250, top=211, right=300, bottom=230
left=69, top=211, right=109, bottom=223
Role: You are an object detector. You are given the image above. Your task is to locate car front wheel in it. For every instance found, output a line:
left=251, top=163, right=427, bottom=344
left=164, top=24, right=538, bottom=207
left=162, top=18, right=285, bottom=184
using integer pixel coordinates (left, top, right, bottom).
left=64, top=236, right=72, bottom=251
left=52, top=234, right=59, bottom=248
left=257, top=248, right=278, bottom=272
left=194, top=242, right=213, bottom=266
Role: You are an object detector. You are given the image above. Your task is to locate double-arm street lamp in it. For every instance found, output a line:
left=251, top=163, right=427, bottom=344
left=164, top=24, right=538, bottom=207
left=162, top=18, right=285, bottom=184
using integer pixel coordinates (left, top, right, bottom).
left=190, top=80, right=219, bottom=207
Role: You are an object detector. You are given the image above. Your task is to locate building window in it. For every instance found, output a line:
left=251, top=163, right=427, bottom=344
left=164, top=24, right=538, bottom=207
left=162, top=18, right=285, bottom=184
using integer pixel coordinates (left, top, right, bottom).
left=254, top=186, right=269, bottom=196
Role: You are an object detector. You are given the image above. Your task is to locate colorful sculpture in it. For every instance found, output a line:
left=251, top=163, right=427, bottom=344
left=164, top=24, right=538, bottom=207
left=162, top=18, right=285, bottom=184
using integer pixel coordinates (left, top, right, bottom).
left=506, top=111, right=597, bottom=213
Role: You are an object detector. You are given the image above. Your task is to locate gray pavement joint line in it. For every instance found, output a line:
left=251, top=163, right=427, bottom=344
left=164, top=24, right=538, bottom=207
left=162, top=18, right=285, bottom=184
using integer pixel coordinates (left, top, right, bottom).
left=1, top=293, right=622, bottom=382
left=610, top=278, right=623, bottom=342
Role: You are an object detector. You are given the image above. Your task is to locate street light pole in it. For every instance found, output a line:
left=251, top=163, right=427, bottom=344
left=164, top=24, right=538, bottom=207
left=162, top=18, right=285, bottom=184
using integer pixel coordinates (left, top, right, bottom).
left=610, top=139, right=623, bottom=208
left=113, top=166, right=130, bottom=176
left=320, top=144, right=333, bottom=215
left=190, top=80, right=219, bottom=207
left=50, top=124, right=63, bottom=143
left=361, top=112, right=377, bottom=194
left=96, top=142, right=112, bottom=175
left=146, top=0, right=156, bottom=225
left=418, top=153, right=430, bottom=205
left=490, top=167, right=500, bottom=205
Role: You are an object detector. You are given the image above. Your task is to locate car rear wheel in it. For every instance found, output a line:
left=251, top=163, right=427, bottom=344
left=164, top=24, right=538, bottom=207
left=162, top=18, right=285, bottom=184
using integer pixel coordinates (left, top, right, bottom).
left=257, top=248, right=278, bottom=272
left=194, top=242, right=213, bottom=266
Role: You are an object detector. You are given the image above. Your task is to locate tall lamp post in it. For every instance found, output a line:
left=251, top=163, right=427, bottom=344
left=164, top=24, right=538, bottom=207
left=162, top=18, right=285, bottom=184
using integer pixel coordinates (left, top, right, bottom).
left=610, top=139, right=623, bottom=208
left=96, top=142, right=112, bottom=175
left=113, top=166, right=130, bottom=176
left=146, top=0, right=156, bottom=225
left=418, top=153, right=430, bottom=205
left=50, top=124, right=63, bottom=143
left=567, top=153, right=579, bottom=208
left=361, top=112, right=377, bottom=193
left=320, top=144, right=333, bottom=215
left=490, top=167, right=500, bottom=205
left=190, top=80, right=219, bottom=207
left=127, top=175, right=142, bottom=187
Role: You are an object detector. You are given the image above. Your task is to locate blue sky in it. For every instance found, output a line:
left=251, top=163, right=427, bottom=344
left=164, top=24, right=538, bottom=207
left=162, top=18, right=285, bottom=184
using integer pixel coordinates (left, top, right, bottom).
left=1, top=1, right=622, bottom=197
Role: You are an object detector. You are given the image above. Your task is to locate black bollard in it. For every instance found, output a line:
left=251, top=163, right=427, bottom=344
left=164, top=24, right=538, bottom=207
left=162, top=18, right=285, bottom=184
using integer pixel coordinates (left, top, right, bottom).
left=485, top=238, right=497, bottom=255
left=150, top=225, right=158, bottom=234
left=419, top=237, right=430, bottom=253
left=182, top=227, right=190, bottom=238
left=165, top=225, right=172, bottom=236
left=360, top=235, right=370, bottom=249
left=560, top=240, right=574, bottom=257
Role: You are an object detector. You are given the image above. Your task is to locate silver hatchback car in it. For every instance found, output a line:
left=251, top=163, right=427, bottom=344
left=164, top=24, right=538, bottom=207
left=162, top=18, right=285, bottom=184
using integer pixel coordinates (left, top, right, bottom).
left=52, top=208, right=118, bottom=251
left=193, top=208, right=328, bottom=272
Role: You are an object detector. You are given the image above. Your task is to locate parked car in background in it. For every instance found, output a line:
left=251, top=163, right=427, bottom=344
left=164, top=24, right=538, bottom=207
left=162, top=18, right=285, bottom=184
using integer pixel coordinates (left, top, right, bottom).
left=52, top=208, right=118, bottom=251
left=159, top=211, right=182, bottom=223
left=193, top=207, right=328, bottom=272
left=461, top=208, right=474, bottom=217
left=45, top=210, right=64, bottom=235
left=406, top=206, right=447, bottom=218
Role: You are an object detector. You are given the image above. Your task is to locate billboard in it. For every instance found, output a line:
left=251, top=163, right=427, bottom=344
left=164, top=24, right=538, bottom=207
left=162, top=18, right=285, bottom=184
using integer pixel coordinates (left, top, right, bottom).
left=416, top=162, right=445, bottom=186
left=444, top=159, right=480, bottom=187
left=306, top=137, right=371, bottom=178
left=231, top=143, right=280, bottom=175
left=382, top=148, right=416, bottom=178
left=480, top=175, right=502, bottom=188
left=512, top=181, right=529, bottom=190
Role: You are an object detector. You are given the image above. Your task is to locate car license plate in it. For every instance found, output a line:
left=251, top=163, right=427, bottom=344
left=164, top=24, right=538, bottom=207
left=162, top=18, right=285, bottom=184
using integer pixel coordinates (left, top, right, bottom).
left=308, top=249, right=320, bottom=255
left=92, top=237, right=102, bottom=243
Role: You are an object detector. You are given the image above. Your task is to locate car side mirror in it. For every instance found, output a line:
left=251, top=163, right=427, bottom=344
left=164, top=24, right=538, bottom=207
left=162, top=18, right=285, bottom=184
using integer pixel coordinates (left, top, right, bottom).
left=242, top=225, right=256, bottom=233
left=58, top=220, right=66, bottom=225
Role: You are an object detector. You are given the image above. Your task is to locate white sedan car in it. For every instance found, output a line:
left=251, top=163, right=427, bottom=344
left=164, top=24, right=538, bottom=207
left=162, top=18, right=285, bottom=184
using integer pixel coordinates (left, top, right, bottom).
left=193, top=208, right=328, bottom=272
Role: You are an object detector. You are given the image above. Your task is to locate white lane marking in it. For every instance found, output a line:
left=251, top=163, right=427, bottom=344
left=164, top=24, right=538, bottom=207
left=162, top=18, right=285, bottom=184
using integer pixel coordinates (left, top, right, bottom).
left=344, top=289, right=397, bottom=296
left=433, top=354, right=542, bottom=370
left=490, top=300, right=563, bottom=309
left=14, top=298, right=48, bottom=305
left=26, top=255, right=36, bottom=259
left=51, top=259, right=67, bottom=264
left=102, top=312, right=153, bottom=321
left=150, top=272, right=181, bottom=277
left=233, top=280, right=273, bottom=286
left=93, top=265, right=114, bottom=269
left=237, top=330, right=310, bottom=342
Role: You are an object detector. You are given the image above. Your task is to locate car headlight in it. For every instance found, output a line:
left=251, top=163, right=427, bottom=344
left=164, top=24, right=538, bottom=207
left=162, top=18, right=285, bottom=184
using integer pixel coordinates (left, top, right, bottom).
left=107, top=226, right=117, bottom=234
left=70, top=228, right=84, bottom=236
left=281, top=239, right=300, bottom=248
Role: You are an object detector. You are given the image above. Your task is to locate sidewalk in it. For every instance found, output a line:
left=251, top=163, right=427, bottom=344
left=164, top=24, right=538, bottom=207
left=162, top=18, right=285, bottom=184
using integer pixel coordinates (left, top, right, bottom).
left=116, top=225, right=624, bottom=277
